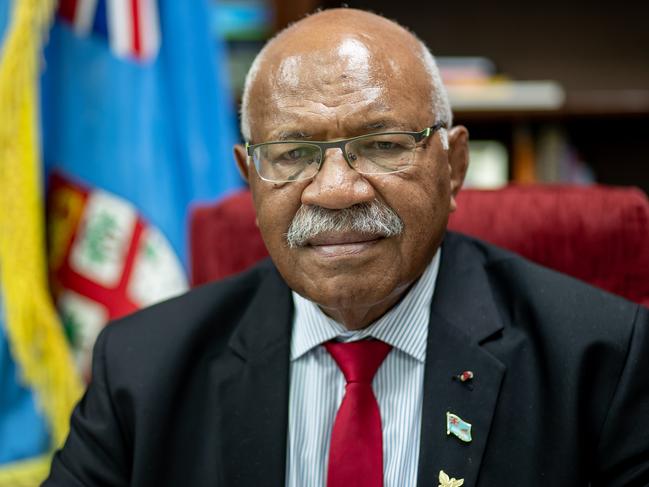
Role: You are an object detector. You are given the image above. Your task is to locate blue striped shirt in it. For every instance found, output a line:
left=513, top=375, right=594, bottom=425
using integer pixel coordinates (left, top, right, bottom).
left=286, top=250, right=441, bottom=486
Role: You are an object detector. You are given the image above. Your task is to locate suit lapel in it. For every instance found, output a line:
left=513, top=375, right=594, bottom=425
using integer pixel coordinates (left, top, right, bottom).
left=418, top=234, right=506, bottom=487
left=208, top=263, right=293, bottom=486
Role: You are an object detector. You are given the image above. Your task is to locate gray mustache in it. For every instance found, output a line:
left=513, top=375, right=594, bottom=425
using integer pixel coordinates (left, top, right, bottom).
left=285, top=200, right=404, bottom=248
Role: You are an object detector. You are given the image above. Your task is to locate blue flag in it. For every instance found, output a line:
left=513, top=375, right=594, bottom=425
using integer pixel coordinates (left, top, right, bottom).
left=0, top=1, right=241, bottom=476
left=41, top=0, right=242, bottom=377
left=43, top=0, right=241, bottom=268
left=0, top=300, right=50, bottom=470
left=446, top=412, right=473, bottom=443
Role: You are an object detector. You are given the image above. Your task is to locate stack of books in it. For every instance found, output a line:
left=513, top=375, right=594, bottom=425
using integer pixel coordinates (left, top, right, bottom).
left=438, top=56, right=565, bottom=111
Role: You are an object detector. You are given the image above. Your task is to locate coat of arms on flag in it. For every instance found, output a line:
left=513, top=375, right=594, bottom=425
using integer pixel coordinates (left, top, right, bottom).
left=48, top=173, right=188, bottom=378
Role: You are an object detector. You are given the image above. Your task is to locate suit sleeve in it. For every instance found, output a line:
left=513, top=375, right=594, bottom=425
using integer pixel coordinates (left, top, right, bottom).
left=592, top=305, right=649, bottom=486
left=42, top=328, right=130, bottom=486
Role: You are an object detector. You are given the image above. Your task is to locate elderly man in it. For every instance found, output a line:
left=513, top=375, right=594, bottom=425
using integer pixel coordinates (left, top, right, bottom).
left=45, top=8, right=649, bottom=487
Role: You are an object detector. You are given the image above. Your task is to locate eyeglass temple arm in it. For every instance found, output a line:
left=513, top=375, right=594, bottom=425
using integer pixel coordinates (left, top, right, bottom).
left=415, top=122, right=446, bottom=142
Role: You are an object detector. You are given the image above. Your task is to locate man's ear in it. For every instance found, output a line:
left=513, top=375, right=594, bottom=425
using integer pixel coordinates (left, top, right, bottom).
left=447, top=125, right=469, bottom=212
left=234, top=144, right=251, bottom=183
left=233, top=144, right=260, bottom=227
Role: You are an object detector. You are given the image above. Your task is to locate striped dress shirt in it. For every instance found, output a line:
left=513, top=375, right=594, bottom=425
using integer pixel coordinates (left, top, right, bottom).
left=286, top=250, right=441, bottom=487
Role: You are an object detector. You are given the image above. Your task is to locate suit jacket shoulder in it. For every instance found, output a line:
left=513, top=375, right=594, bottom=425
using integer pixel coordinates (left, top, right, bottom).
left=443, top=231, right=640, bottom=343
left=45, top=258, right=294, bottom=487
left=100, top=258, right=282, bottom=379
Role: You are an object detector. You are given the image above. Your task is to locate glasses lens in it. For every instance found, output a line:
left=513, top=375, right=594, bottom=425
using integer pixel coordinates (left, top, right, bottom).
left=253, top=143, right=321, bottom=182
left=346, top=133, right=417, bottom=174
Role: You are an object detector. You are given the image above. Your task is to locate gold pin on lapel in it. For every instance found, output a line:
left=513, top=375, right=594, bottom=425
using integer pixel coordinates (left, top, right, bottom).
left=438, top=470, right=464, bottom=487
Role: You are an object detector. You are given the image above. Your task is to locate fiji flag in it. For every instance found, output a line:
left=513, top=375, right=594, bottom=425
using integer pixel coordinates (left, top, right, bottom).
left=446, top=412, right=473, bottom=443
left=42, top=0, right=242, bottom=377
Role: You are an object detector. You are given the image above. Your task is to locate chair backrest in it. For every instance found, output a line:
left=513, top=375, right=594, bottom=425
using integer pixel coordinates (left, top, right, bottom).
left=190, top=185, right=649, bottom=307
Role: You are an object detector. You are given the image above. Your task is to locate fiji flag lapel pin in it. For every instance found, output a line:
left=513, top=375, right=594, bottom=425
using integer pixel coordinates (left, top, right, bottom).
left=446, top=412, right=472, bottom=443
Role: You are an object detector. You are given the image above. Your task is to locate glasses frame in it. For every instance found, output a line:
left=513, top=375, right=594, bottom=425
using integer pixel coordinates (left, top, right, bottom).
left=245, top=122, right=447, bottom=182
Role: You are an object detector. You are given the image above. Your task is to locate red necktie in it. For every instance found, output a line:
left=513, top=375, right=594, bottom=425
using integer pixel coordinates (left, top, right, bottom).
left=324, top=339, right=392, bottom=487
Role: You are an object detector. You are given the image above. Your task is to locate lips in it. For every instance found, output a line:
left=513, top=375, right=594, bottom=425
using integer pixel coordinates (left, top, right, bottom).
left=306, top=232, right=383, bottom=257
left=307, top=231, right=383, bottom=246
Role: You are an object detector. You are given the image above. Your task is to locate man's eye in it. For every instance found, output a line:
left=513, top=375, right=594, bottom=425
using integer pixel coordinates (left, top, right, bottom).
left=365, top=140, right=404, bottom=151
left=280, top=148, right=310, bottom=161
left=374, top=141, right=397, bottom=150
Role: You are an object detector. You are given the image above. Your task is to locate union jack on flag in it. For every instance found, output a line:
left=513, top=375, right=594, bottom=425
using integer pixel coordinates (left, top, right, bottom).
left=58, top=0, right=160, bottom=60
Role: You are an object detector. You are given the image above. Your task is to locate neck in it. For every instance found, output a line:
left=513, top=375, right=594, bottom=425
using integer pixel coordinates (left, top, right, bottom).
left=318, top=282, right=412, bottom=330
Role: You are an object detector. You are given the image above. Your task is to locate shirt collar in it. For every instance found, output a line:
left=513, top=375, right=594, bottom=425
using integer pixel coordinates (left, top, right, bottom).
left=290, top=248, right=441, bottom=363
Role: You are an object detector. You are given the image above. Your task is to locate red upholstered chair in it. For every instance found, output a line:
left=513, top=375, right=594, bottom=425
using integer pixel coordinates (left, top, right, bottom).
left=190, top=185, right=649, bottom=307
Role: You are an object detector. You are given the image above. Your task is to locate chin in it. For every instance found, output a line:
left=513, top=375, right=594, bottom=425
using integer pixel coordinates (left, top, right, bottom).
left=275, top=243, right=408, bottom=307
left=302, top=273, right=398, bottom=309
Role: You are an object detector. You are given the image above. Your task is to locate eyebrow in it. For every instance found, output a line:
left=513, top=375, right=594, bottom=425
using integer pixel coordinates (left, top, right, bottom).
left=362, top=119, right=405, bottom=132
left=277, top=130, right=311, bottom=141
left=272, top=118, right=410, bottom=142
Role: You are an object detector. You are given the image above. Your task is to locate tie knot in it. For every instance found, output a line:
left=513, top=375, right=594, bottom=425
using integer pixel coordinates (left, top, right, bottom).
left=324, top=339, right=392, bottom=384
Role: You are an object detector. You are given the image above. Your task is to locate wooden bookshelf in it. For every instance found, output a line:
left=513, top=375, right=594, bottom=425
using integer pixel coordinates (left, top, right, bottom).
left=455, top=90, right=649, bottom=121
left=313, top=0, right=649, bottom=194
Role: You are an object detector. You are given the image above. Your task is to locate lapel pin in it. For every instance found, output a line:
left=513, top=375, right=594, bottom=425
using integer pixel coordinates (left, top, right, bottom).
left=458, top=370, right=474, bottom=382
left=452, top=370, right=475, bottom=390
left=446, top=412, right=472, bottom=443
left=438, top=469, right=464, bottom=487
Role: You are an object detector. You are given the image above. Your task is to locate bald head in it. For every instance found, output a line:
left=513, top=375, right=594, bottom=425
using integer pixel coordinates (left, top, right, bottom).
left=240, top=9, right=452, bottom=147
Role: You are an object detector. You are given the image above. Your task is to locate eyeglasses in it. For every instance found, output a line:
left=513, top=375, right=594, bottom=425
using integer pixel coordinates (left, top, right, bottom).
left=245, top=122, right=446, bottom=183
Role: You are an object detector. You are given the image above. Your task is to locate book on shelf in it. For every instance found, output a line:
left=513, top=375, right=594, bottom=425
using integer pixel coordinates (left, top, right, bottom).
left=512, top=126, right=537, bottom=184
left=437, top=56, right=496, bottom=84
left=448, top=80, right=566, bottom=111
left=465, top=140, right=509, bottom=189
left=509, top=124, right=595, bottom=185
left=534, top=125, right=595, bottom=185
left=438, top=56, right=566, bottom=111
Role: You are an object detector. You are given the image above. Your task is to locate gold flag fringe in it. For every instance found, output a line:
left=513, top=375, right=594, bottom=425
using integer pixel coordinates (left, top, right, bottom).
left=0, top=455, right=52, bottom=486
left=0, top=0, right=83, bottom=485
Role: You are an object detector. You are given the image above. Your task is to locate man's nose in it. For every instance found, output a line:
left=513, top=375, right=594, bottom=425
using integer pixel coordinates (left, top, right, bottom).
left=300, top=148, right=376, bottom=209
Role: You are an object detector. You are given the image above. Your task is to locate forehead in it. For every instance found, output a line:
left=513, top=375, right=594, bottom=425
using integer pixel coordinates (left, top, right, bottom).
left=250, top=36, right=432, bottom=140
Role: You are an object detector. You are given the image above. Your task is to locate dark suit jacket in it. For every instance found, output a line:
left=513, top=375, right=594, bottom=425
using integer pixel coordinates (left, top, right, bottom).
left=44, top=232, right=649, bottom=486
